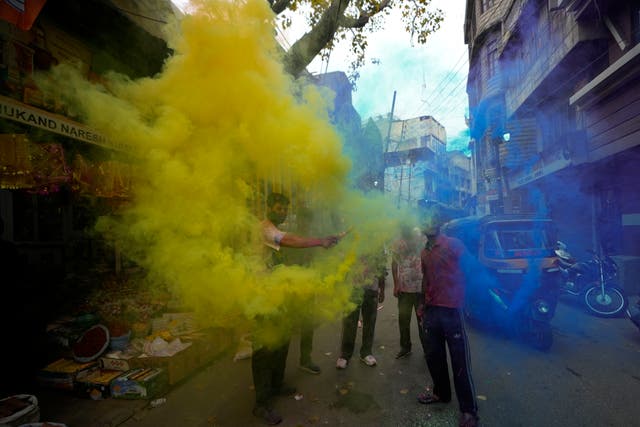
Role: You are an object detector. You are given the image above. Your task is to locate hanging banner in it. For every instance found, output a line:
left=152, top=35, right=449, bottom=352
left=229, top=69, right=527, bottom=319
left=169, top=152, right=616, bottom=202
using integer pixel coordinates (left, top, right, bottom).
left=0, top=94, right=132, bottom=152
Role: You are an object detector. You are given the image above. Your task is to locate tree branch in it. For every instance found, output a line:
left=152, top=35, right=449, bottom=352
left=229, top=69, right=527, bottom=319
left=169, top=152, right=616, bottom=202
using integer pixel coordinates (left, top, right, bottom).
left=268, top=0, right=293, bottom=15
left=283, top=0, right=350, bottom=77
left=339, top=0, right=391, bottom=29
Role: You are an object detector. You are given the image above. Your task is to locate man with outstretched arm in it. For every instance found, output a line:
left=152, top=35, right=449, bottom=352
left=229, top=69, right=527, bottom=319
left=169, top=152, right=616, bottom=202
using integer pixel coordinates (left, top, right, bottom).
left=252, top=192, right=340, bottom=425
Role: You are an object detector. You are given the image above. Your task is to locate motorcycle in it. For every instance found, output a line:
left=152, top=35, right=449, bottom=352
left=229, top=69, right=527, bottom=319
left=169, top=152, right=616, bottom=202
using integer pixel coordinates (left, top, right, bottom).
left=555, top=241, right=627, bottom=317
left=442, top=215, right=561, bottom=350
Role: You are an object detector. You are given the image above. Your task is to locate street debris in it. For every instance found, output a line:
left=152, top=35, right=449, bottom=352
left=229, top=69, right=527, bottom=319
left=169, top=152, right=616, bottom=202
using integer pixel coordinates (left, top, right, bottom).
left=400, top=389, right=409, bottom=394
left=150, top=397, right=166, bottom=408
left=477, top=395, right=487, bottom=400
left=336, top=381, right=354, bottom=396
left=294, top=393, right=304, bottom=400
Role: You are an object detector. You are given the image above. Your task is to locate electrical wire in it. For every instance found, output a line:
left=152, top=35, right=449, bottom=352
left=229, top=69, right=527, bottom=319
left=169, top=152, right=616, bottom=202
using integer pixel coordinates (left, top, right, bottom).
left=422, top=50, right=467, bottom=104
left=111, top=5, right=168, bottom=24
left=406, top=57, right=469, bottom=119
left=407, top=5, right=504, bottom=123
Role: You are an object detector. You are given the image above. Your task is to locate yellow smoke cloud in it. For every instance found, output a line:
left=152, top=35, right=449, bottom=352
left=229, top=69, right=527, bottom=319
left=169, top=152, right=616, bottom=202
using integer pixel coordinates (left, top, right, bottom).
left=38, top=0, right=421, bottom=347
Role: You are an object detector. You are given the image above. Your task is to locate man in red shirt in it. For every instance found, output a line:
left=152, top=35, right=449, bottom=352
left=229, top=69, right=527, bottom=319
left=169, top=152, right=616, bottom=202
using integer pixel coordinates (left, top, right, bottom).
left=418, top=216, right=479, bottom=427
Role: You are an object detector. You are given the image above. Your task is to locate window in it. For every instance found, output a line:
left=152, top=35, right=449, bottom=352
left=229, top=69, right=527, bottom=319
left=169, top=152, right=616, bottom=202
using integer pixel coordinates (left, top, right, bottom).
left=485, top=222, right=556, bottom=259
left=487, top=41, right=497, bottom=78
left=481, top=0, right=495, bottom=14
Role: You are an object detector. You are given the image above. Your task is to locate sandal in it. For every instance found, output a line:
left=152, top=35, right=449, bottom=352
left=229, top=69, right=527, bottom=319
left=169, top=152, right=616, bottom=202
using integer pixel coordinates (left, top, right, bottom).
left=459, top=412, right=479, bottom=427
left=417, top=391, right=447, bottom=404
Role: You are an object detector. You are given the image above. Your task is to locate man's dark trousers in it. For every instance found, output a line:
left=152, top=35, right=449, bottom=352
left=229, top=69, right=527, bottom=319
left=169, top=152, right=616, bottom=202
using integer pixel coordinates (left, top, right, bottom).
left=397, top=292, right=427, bottom=353
left=340, top=289, right=378, bottom=359
left=252, top=338, right=290, bottom=408
left=300, top=320, right=314, bottom=364
left=422, top=305, right=478, bottom=415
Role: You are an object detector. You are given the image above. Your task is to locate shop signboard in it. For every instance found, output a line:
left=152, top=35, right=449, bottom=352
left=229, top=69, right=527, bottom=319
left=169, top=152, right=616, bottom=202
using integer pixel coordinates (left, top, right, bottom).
left=0, top=95, right=132, bottom=152
left=509, top=149, right=571, bottom=189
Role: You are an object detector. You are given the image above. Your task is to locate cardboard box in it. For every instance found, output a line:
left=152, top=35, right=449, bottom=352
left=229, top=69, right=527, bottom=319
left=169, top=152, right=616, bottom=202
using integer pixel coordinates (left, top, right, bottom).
left=36, top=359, right=99, bottom=391
left=74, top=369, right=123, bottom=399
left=128, top=328, right=232, bottom=385
left=99, top=328, right=232, bottom=385
left=110, top=368, right=168, bottom=399
left=100, top=353, right=136, bottom=371
left=127, top=347, right=190, bottom=386
left=100, top=344, right=192, bottom=380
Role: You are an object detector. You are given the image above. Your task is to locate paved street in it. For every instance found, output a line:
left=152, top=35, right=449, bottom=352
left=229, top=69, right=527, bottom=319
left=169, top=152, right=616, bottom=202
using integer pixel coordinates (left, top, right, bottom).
left=38, top=289, right=640, bottom=427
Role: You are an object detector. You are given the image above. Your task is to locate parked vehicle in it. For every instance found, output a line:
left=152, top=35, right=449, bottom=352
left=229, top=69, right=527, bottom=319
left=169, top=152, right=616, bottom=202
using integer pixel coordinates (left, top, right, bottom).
left=554, top=242, right=627, bottom=317
left=442, top=215, right=561, bottom=350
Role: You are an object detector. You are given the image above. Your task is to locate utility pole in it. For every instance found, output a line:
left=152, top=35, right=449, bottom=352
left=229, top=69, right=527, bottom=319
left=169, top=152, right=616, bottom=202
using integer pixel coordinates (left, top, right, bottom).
left=397, top=160, right=404, bottom=208
left=407, top=158, right=413, bottom=205
left=385, top=91, right=397, bottom=153
left=396, top=121, right=408, bottom=208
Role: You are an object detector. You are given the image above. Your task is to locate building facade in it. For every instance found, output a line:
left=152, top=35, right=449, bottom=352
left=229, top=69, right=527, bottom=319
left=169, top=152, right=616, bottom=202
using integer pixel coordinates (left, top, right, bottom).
left=377, top=115, right=471, bottom=211
left=443, top=150, right=473, bottom=210
left=465, top=0, right=640, bottom=291
left=0, top=0, right=174, bottom=278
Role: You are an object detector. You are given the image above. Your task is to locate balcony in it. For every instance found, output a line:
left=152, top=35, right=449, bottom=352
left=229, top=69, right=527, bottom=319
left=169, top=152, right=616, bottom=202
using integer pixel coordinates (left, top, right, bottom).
left=503, top=4, right=607, bottom=116
left=483, top=71, right=503, bottom=100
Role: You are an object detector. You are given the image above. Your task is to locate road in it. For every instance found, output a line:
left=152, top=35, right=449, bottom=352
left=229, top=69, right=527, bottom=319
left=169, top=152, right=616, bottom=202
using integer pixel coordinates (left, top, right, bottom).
left=109, top=288, right=640, bottom=427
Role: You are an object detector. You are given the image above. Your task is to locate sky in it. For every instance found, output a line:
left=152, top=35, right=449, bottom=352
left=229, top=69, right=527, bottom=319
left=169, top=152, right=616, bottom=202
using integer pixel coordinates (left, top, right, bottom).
left=171, top=0, right=470, bottom=151
left=305, top=0, right=470, bottom=151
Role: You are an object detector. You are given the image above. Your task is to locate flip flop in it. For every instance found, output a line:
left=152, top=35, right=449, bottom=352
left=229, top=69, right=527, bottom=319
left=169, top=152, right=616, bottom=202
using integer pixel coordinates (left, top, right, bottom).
left=417, top=392, right=445, bottom=404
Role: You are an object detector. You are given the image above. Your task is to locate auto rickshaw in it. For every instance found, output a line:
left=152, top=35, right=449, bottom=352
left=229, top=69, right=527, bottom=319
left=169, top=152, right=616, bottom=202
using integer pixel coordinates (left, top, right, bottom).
left=441, top=215, right=562, bottom=350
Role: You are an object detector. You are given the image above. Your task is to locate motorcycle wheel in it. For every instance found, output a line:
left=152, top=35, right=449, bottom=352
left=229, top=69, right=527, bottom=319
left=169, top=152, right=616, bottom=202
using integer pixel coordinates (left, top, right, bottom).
left=583, top=285, right=627, bottom=318
left=529, top=323, right=553, bottom=351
